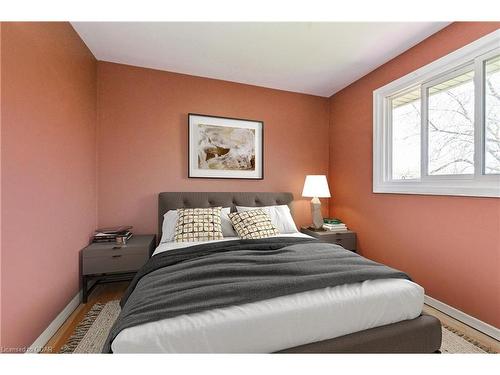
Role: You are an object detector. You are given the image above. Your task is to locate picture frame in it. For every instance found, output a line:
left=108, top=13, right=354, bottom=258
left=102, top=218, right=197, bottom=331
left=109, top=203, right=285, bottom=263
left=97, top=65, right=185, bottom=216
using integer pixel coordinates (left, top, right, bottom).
left=188, top=113, right=264, bottom=179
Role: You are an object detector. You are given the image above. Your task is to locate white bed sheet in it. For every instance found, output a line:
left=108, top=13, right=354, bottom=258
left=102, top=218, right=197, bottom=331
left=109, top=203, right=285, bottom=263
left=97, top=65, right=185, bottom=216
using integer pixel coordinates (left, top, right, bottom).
left=153, top=232, right=312, bottom=255
left=113, top=236, right=424, bottom=353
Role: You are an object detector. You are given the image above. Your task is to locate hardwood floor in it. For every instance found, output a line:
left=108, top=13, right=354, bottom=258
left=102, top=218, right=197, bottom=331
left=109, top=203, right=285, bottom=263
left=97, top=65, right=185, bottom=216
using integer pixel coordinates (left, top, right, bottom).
left=43, top=281, right=129, bottom=353
left=43, top=282, right=499, bottom=353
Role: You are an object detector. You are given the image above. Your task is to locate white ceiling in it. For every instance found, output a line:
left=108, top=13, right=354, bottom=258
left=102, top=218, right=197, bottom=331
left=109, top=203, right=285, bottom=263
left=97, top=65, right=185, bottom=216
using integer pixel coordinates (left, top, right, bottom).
left=72, top=22, right=450, bottom=97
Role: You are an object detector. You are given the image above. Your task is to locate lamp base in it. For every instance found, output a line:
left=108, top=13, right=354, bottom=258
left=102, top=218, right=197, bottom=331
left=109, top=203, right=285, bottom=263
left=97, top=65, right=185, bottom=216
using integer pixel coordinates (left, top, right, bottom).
left=310, top=197, right=324, bottom=230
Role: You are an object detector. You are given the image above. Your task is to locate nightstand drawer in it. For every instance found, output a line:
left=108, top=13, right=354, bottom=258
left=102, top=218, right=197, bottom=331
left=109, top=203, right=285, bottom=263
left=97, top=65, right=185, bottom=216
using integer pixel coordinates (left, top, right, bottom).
left=300, top=227, right=357, bottom=252
left=322, top=231, right=353, bottom=239
left=330, top=237, right=356, bottom=251
left=82, top=252, right=148, bottom=275
left=83, top=244, right=147, bottom=258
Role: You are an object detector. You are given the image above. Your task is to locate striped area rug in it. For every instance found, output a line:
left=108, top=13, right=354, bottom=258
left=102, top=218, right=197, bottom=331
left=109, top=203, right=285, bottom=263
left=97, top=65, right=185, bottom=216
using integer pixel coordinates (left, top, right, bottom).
left=58, top=299, right=495, bottom=354
left=59, top=300, right=120, bottom=353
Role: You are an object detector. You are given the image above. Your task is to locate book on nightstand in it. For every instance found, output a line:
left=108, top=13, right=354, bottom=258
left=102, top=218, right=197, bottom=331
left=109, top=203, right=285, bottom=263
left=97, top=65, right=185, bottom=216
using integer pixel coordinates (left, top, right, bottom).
left=92, top=226, right=133, bottom=243
left=323, top=218, right=348, bottom=232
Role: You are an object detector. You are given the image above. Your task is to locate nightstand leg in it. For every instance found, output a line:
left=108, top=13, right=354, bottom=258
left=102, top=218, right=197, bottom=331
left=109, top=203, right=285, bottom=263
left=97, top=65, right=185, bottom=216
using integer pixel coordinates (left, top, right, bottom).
left=82, top=275, right=88, bottom=303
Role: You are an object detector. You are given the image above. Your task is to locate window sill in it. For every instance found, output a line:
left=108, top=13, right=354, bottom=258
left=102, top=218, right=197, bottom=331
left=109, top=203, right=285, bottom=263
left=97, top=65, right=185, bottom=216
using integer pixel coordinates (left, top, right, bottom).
left=373, top=181, right=500, bottom=198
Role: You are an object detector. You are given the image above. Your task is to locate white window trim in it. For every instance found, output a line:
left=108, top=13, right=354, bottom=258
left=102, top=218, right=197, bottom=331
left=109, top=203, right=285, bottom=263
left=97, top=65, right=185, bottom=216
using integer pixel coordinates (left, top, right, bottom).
left=373, top=30, right=500, bottom=198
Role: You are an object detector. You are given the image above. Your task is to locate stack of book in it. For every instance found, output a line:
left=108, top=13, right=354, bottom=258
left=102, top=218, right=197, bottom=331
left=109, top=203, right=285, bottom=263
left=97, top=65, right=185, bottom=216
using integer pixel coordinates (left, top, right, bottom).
left=93, top=226, right=133, bottom=243
left=323, top=218, right=348, bottom=232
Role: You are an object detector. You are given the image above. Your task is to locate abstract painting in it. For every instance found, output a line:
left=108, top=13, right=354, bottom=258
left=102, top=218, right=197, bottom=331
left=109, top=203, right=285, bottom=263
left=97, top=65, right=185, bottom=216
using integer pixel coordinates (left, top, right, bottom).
left=188, top=114, right=263, bottom=179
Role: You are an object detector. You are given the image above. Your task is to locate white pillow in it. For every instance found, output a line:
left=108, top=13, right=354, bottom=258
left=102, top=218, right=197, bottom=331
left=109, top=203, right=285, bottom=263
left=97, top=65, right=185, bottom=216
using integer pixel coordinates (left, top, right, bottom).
left=160, top=210, right=178, bottom=243
left=220, top=207, right=237, bottom=237
left=160, top=207, right=235, bottom=243
left=235, top=205, right=298, bottom=234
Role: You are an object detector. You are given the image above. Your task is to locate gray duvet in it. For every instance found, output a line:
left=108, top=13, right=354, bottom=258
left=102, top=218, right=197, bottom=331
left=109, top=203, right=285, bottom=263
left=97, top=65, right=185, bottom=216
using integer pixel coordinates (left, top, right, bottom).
left=103, top=237, right=410, bottom=352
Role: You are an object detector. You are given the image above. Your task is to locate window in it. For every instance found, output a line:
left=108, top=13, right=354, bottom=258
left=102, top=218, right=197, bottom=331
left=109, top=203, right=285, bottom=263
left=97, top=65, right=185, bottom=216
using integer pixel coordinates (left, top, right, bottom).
left=391, top=88, right=421, bottom=180
left=373, top=30, right=500, bottom=197
left=485, top=55, right=500, bottom=175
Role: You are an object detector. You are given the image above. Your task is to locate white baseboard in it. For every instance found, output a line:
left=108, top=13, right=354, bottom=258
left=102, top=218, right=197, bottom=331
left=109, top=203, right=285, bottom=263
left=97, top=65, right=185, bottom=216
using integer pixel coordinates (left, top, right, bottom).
left=27, top=290, right=81, bottom=353
left=425, top=295, right=499, bottom=341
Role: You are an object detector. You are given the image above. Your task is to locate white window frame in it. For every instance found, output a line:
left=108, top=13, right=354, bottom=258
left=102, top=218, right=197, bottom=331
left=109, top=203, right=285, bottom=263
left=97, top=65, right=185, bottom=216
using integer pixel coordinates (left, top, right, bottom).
left=373, top=30, right=500, bottom=198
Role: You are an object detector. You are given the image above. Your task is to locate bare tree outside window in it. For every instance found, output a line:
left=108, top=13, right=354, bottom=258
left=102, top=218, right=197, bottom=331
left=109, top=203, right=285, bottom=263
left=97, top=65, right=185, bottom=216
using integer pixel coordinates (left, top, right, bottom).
left=391, top=59, right=499, bottom=179
left=392, top=89, right=421, bottom=179
left=428, top=70, right=475, bottom=175
left=485, top=55, right=500, bottom=174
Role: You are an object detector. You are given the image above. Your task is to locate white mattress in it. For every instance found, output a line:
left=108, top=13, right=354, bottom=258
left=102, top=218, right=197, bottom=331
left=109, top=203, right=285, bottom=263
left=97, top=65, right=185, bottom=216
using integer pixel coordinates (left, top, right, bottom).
left=113, top=236, right=424, bottom=353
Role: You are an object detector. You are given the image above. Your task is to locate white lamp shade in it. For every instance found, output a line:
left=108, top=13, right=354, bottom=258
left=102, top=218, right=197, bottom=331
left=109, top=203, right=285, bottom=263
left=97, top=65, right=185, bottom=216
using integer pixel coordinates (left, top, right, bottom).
left=302, top=175, right=331, bottom=198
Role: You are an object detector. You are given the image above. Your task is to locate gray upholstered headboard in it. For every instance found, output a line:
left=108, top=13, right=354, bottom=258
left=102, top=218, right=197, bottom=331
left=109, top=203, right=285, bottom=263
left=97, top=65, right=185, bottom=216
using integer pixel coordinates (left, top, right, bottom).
left=158, top=192, right=294, bottom=239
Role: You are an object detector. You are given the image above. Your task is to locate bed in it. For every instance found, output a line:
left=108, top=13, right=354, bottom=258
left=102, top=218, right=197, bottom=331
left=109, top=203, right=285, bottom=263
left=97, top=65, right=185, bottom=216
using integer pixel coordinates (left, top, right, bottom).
left=106, top=192, right=441, bottom=353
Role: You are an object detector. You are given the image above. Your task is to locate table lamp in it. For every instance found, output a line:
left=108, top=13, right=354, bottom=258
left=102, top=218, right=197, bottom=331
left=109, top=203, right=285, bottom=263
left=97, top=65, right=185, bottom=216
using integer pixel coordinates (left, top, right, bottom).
left=302, top=175, right=331, bottom=230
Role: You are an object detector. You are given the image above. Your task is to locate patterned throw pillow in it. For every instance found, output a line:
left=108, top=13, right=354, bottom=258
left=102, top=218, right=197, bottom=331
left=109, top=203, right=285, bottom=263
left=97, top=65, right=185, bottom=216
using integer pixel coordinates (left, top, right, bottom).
left=228, top=209, right=280, bottom=239
left=174, top=207, right=224, bottom=242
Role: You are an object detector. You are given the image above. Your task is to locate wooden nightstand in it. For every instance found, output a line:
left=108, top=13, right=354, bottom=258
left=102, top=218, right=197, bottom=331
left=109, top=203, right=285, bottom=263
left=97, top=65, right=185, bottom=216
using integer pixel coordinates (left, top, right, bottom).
left=81, top=234, right=156, bottom=303
left=300, top=227, right=356, bottom=252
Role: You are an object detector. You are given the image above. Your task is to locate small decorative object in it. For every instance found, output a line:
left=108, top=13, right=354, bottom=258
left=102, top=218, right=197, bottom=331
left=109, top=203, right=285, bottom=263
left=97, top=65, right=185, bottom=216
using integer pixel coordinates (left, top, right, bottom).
left=115, top=236, right=128, bottom=246
left=188, top=113, right=263, bottom=179
left=302, top=175, right=331, bottom=231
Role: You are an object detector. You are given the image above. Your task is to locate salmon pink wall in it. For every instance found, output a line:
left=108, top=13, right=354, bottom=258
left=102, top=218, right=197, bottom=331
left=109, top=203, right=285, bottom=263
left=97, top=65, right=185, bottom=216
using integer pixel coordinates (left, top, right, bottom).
left=0, top=23, right=97, bottom=349
left=97, top=62, right=330, bottom=233
left=329, top=22, right=500, bottom=327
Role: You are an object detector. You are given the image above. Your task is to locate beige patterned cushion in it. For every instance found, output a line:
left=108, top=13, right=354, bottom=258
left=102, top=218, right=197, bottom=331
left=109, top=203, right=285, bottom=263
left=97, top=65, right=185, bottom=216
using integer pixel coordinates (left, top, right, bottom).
left=174, top=207, right=224, bottom=242
left=228, top=209, right=280, bottom=239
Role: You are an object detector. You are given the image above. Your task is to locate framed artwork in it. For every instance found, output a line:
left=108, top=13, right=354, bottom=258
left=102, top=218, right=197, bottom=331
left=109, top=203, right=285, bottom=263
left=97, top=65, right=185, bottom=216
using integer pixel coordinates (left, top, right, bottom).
left=188, top=113, right=264, bottom=179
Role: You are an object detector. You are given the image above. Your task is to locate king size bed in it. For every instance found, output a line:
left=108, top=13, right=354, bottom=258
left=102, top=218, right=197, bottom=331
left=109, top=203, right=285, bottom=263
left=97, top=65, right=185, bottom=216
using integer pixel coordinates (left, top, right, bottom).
left=104, top=192, right=442, bottom=353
